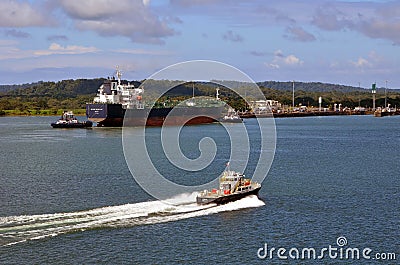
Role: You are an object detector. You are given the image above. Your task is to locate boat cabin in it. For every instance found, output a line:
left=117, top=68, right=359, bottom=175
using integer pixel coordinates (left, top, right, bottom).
left=219, top=171, right=251, bottom=194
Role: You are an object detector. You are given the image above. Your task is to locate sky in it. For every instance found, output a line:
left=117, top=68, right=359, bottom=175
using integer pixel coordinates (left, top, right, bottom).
left=0, top=0, right=399, bottom=89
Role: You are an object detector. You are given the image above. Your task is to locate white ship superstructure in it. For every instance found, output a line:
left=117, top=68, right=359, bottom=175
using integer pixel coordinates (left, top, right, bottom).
left=93, top=68, right=144, bottom=109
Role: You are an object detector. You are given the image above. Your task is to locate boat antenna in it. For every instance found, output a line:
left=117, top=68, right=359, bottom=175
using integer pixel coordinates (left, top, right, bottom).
left=385, top=80, right=388, bottom=109
left=226, top=161, right=230, bottom=172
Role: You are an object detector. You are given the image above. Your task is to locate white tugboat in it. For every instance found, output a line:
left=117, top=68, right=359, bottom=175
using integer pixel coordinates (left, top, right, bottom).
left=51, top=111, right=92, bottom=128
left=196, top=166, right=261, bottom=205
left=219, top=107, right=242, bottom=123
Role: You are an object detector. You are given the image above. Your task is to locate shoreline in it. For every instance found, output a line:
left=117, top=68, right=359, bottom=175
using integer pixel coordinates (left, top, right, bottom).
left=2, top=109, right=399, bottom=119
left=0, top=109, right=86, bottom=117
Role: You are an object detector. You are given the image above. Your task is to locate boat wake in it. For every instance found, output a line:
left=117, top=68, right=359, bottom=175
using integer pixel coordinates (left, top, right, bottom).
left=0, top=194, right=264, bottom=247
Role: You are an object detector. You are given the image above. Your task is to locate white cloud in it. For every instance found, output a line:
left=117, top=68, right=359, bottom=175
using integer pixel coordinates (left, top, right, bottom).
left=349, top=50, right=388, bottom=69
left=56, top=0, right=176, bottom=44
left=166, top=0, right=400, bottom=46
left=267, top=63, right=280, bottom=69
left=170, top=0, right=226, bottom=7
left=274, top=49, right=284, bottom=58
left=58, top=0, right=131, bottom=20
left=351, top=57, right=371, bottom=68
left=367, top=51, right=383, bottom=62
left=330, top=61, right=339, bottom=68
left=0, top=0, right=48, bottom=27
left=310, top=1, right=400, bottom=45
left=284, top=54, right=302, bottom=65
left=312, top=5, right=353, bottom=31
left=284, top=26, right=316, bottom=42
left=0, top=42, right=100, bottom=60
left=0, top=46, right=29, bottom=60
left=356, top=18, right=400, bottom=45
left=114, top=48, right=172, bottom=56
left=266, top=50, right=303, bottom=69
left=170, top=0, right=400, bottom=45
left=34, top=43, right=99, bottom=56
left=0, top=40, right=30, bottom=60
left=0, top=39, right=18, bottom=46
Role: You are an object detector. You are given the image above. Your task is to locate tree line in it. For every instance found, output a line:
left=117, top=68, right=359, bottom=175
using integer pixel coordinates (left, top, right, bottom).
left=1, top=78, right=399, bottom=115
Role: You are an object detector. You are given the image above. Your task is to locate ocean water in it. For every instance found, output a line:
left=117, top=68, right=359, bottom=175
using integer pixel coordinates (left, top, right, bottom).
left=0, top=115, right=398, bottom=264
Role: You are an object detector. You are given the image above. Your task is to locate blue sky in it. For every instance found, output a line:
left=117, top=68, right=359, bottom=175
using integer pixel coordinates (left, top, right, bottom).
left=0, top=0, right=399, bottom=88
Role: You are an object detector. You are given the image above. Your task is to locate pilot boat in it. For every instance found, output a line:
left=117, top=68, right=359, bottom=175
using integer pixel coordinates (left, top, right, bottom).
left=196, top=169, right=261, bottom=205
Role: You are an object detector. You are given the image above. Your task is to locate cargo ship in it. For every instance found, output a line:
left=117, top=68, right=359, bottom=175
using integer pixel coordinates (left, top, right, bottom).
left=86, top=69, right=224, bottom=127
left=196, top=168, right=261, bottom=205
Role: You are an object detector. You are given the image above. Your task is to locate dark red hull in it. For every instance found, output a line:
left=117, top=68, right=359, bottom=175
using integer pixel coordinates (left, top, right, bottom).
left=87, top=103, right=224, bottom=127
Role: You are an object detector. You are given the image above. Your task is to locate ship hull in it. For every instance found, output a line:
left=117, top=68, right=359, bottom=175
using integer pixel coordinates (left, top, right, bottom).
left=86, top=103, right=224, bottom=127
left=196, top=186, right=261, bottom=205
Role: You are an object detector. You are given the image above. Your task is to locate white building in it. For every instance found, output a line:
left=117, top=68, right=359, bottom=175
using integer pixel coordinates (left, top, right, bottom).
left=249, top=100, right=281, bottom=112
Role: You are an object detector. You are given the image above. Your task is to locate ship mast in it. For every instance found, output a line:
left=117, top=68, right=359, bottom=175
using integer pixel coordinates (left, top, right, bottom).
left=226, top=161, right=230, bottom=172
left=116, top=66, right=122, bottom=86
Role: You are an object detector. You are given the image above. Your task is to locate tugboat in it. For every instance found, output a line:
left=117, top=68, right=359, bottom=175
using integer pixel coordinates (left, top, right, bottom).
left=51, top=111, right=93, bottom=128
left=196, top=167, right=261, bottom=205
left=220, top=110, right=242, bottom=123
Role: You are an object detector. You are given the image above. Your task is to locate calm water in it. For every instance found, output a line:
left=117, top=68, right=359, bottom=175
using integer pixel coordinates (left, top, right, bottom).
left=0, top=115, right=398, bottom=264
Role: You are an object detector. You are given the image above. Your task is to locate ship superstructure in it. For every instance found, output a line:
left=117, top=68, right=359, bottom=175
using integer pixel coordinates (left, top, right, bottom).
left=93, top=68, right=144, bottom=110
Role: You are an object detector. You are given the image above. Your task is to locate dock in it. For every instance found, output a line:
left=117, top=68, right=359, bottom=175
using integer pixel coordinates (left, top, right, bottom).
left=238, top=110, right=400, bottom=119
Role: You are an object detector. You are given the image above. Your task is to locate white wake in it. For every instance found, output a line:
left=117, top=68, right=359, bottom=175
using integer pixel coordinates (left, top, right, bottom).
left=0, top=194, right=264, bottom=247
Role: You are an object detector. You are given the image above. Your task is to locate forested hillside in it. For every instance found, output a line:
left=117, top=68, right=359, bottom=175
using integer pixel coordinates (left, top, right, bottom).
left=1, top=78, right=399, bottom=115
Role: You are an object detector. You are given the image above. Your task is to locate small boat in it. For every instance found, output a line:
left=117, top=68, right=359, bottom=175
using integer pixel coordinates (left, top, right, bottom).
left=374, top=108, right=395, bottom=117
left=219, top=108, right=242, bottom=123
left=196, top=168, right=261, bottom=205
left=51, top=111, right=93, bottom=128
left=374, top=104, right=398, bottom=117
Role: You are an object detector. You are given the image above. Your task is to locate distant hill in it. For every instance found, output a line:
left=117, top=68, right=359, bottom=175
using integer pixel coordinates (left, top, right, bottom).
left=257, top=81, right=400, bottom=93
left=1, top=78, right=399, bottom=114
left=0, top=82, right=45, bottom=93
left=3, top=79, right=105, bottom=98
left=2, top=78, right=397, bottom=96
left=257, top=81, right=365, bottom=92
